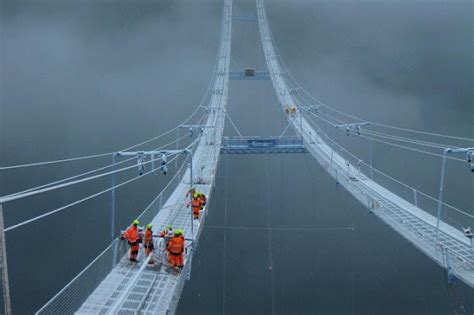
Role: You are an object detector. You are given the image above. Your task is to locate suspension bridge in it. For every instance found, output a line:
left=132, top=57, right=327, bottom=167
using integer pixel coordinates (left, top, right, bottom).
left=0, top=0, right=473, bottom=314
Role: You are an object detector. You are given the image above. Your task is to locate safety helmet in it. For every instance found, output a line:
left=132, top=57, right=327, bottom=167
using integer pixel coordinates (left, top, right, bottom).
left=166, top=224, right=172, bottom=230
left=133, top=219, right=140, bottom=225
left=146, top=224, right=152, bottom=229
left=175, top=229, right=183, bottom=235
left=193, top=192, right=199, bottom=198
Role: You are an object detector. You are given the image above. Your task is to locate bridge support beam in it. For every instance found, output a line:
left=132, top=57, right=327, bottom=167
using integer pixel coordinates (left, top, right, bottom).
left=221, top=136, right=307, bottom=154
left=436, top=147, right=474, bottom=241
left=0, top=205, right=11, bottom=315
left=111, top=154, right=117, bottom=266
left=229, top=71, right=270, bottom=80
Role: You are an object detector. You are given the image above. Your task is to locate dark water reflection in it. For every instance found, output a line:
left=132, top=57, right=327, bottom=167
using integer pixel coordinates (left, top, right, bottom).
left=0, top=0, right=472, bottom=314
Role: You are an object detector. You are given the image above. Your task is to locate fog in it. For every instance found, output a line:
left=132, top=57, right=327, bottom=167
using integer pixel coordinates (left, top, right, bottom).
left=0, top=0, right=473, bottom=314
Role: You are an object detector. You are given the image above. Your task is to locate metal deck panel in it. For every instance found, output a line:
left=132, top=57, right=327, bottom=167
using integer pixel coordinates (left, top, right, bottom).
left=77, top=1, right=233, bottom=313
left=256, top=0, right=473, bottom=288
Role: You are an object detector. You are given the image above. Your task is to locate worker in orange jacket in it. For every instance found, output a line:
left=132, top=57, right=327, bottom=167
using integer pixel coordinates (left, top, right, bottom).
left=188, top=192, right=201, bottom=219
left=122, top=219, right=142, bottom=262
left=167, top=229, right=185, bottom=268
left=143, top=224, right=155, bottom=264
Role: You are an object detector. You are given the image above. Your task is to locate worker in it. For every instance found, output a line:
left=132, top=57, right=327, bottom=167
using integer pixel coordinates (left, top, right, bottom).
left=159, top=224, right=173, bottom=238
left=188, top=192, right=201, bottom=219
left=143, top=224, right=155, bottom=264
left=158, top=224, right=174, bottom=265
left=198, top=192, right=207, bottom=210
left=167, top=229, right=185, bottom=269
left=290, top=106, right=297, bottom=117
left=121, top=219, right=142, bottom=262
left=159, top=224, right=174, bottom=249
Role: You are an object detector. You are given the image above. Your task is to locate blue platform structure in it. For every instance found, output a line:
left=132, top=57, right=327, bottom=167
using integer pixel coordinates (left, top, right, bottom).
left=229, top=70, right=270, bottom=80
left=221, top=136, right=307, bottom=154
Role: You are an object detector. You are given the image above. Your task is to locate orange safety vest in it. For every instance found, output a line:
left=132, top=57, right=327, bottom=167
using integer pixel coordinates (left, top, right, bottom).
left=144, top=229, right=153, bottom=246
left=124, top=226, right=140, bottom=243
left=192, top=198, right=201, bottom=212
left=168, top=236, right=184, bottom=254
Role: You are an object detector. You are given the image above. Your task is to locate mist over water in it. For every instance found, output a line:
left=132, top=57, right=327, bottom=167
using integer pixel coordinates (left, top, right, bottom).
left=1, top=0, right=473, bottom=314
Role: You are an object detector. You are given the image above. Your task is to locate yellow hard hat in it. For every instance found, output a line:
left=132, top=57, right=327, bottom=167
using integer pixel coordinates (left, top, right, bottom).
left=146, top=224, right=152, bottom=229
left=133, top=219, right=139, bottom=225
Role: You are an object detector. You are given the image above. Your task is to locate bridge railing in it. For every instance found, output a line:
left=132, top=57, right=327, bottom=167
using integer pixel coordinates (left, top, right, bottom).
left=315, top=125, right=474, bottom=238
left=36, top=156, right=191, bottom=314
left=311, top=127, right=474, bottom=278
left=35, top=238, right=128, bottom=315
left=368, top=164, right=474, bottom=234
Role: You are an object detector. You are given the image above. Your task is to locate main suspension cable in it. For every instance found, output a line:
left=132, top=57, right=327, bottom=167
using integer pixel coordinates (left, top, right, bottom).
left=302, top=113, right=473, bottom=218
left=264, top=20, right=473, bottom=143
left=304, top=111, right=465, bottom=163
left=0, top=135, right=203, bottom=204
left=4, top=131, right=195, bottom=199
left=5, top=153, right=185, bottom=232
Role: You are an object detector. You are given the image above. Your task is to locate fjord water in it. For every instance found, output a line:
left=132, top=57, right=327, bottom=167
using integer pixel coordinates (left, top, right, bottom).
left=1, top=0, right=472, bottom=314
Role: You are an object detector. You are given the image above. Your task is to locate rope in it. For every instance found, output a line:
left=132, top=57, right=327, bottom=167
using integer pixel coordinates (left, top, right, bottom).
left=358, top=134, right=465, bottom=162
left=304, top=112, right=465, bottom=163
left=262, top=13, right=474, bottom=143
left=205, top=225, right=356, bottom=231
left=372, top=122, right=474, bottom=143
left=295, top=91, right=461, bottom=150
left=303, top=114, right=473, bottom=219
left=360, top=129, right=453, bottom=150
left=136, top=152, right=190, bottom=223
left=278, top=116, right=297, bottom=137
left=5, top=146, right=192, bottom=231
left=224, top=109, right=243, bottom=138
left=0, top=135, right=202, bottom=204
left=261, top=17, right=473, bottom=221
left=4, top=131, right=194, bottom=199
left=366, top=165, right=474, bottom=219
left=0, top=152, right=114, bottom=171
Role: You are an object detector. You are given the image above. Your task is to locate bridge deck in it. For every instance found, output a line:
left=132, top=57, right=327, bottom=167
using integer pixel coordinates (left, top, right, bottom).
left=78, top=141, right=220, bottom=314
left=75, top=1, right=232, bottom=313
left=256, top=0, right=473, bottom=287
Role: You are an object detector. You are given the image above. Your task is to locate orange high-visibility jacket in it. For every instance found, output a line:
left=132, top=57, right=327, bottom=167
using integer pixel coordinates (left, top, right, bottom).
left=123, top=226, right=141, bottom=243
left=168, top=236, right=185, bottom=254
left=191, top=198, right=201, bottom=211
left=144, top=229, right=153, bottom=246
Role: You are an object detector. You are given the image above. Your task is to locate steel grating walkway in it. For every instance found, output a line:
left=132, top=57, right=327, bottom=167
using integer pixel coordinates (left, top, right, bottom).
left=256, top=0, right=473, bottom=288
left=76, top=1, right=233, bottom=313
